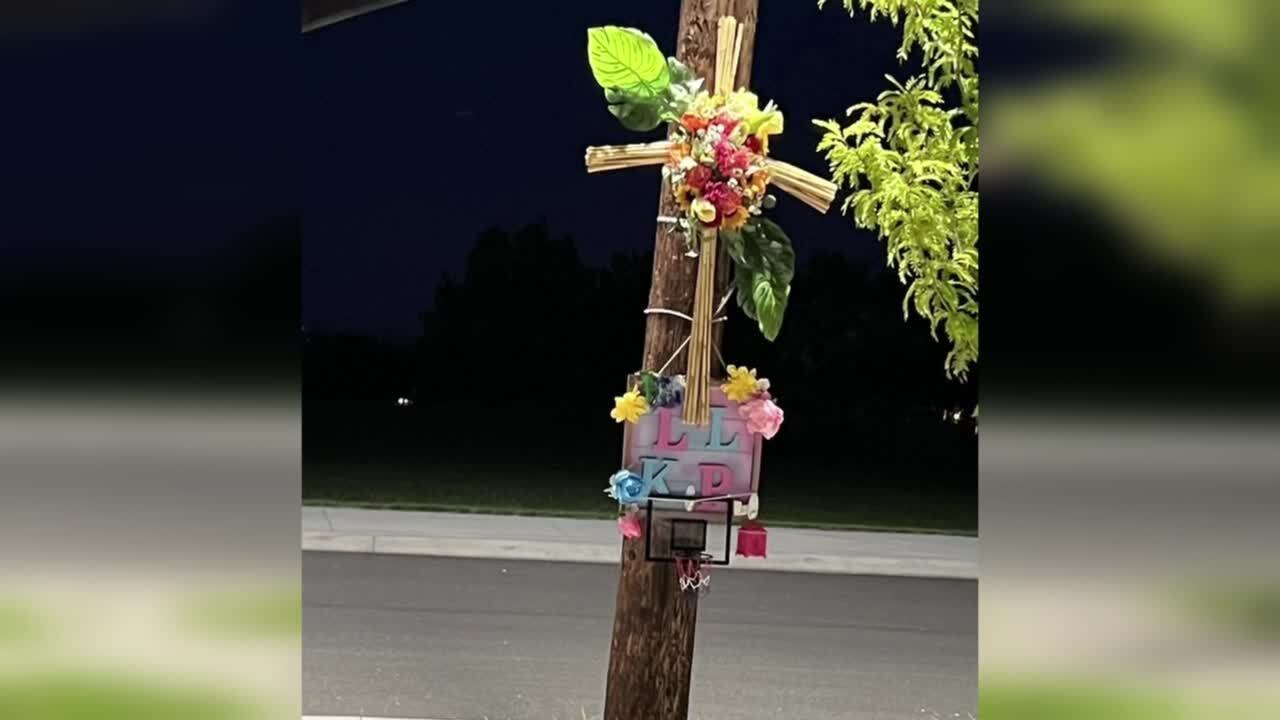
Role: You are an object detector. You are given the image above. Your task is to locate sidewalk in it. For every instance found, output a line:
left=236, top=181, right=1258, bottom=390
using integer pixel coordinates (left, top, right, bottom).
left=303, top=506, right=977, bottom=579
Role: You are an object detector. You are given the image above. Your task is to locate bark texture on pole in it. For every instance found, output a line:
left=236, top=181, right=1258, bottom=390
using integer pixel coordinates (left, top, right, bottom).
left=604, top=3, right=758, bottom=720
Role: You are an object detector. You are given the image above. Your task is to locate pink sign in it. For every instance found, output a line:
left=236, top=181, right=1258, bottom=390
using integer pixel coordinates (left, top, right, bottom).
left=621, top=386, right=762, bottom=516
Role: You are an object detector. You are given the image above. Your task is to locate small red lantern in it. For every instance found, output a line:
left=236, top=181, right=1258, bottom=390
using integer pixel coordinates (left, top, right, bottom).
left=736, top=521, right=768, bottom=558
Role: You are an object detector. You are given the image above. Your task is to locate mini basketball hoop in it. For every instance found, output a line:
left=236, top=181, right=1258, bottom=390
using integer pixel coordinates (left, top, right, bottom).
left=644, top=493, right=732, bottom=598
left=674, top=551, right=713, bottom=595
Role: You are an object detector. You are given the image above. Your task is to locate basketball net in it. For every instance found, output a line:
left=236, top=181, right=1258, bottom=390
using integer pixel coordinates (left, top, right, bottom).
left=675, top=553, right=712, bottom=595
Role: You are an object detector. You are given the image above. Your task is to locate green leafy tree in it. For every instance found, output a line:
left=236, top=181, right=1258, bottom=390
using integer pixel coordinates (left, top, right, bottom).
left=814, top=0, right=978, bottom=380
left=993, top=3, right=1280, bottom=304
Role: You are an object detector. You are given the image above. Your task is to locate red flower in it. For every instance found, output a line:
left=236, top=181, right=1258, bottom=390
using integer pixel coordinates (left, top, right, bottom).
left=686, top=165, right=712, bottom=191
left=744, top=135, right=762, bottom=153
left=713, top=114, right=740, bottom=137
left=704, top=181, right=743, bottom=216
left=681, top=113, right=710, bottom=133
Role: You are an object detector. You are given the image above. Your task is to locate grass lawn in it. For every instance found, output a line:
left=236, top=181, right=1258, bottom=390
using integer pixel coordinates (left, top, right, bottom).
left=304, top=455, right=976, bottom=535
left=1179, top=582, right=1280, bottom=641
left=184, top=587, right=301, bottom=640
left=0, top=673, right=264, bottom=720
left=982, top=676, right=1280, bottom=720
left=0, top=602, right=45, bottom=647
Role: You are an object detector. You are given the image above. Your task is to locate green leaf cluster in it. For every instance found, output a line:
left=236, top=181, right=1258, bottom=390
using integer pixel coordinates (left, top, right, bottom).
left=815, top=0, right=979, bottom=380
left=638, top=371, right=660, bottom=405
left=723, top=219, right=796, bottom=341
left=587, top=26, right=703, bottom=132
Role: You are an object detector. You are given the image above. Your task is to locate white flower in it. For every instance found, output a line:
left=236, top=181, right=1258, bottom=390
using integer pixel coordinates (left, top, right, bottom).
left=692, top=198, right=717, bottom=223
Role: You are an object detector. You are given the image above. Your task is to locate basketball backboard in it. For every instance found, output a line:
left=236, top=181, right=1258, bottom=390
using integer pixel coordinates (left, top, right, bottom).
left=644, top=494, right=734, bottom=565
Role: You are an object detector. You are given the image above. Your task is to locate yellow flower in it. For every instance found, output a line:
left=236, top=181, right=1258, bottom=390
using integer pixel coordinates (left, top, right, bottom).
left=692, top=197, right=717, bottom=224
left=721, top=206, right=749, bottom=231
left=690, top=92, right=722, bottom=118
left=747, top=103, right=784, bottom=138
left=674, top=183, right=697, bottom=209
left=721, top=365, right=760, bottom=403
left=726, top=91, right=760, bottom=117
left=611, top=390, right=650, bottom=424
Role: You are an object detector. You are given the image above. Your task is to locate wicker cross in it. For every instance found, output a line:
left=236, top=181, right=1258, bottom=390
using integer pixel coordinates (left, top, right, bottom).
left=584, top=17, right=836, bottom=426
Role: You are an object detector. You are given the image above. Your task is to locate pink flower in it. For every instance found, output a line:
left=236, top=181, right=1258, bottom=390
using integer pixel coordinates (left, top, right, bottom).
left=618, top=512, right=643, bottom=539
left=740, top=396, right=784, bottom=439
left=703, top=181, right=742, bottom=216
left=714, top=140, right=751, bottom=175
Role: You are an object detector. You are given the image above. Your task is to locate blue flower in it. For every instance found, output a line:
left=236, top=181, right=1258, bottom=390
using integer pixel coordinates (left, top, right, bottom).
left=653, top=375, right=686, bottom=408
left=608, top=469, right=650, bottom=505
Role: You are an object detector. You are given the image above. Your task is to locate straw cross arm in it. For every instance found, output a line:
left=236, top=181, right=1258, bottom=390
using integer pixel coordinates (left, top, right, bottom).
left=762, top=158, right=838, bottom=214
left=584, top=141, right=674, bottom=174
left=584, top=140, right=836, bottom=215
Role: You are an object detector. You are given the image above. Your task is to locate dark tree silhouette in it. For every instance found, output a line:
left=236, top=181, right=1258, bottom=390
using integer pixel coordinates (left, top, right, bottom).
left=306, top=222, right=976, bottom=489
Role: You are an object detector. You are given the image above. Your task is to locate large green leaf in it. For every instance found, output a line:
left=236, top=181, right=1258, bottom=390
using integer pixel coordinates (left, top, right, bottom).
left=730, top=220, right=796, bottom=341
left=587, top=27, right=670, bottom=98
left=667, top=56, right=695, bottom=86
left=752, top=278, right=790, bottom=341
left=720, top=228, right=746, bottom=266
left=735, top=257, right=758, bottom=319
left=751, top=218, right=796, bottom=286
left=664, top=56, right=704, bottom=118
left=605, top=90, right=663, bottom=131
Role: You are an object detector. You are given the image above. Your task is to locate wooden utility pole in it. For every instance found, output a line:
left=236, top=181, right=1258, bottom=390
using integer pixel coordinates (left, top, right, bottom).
left=603, top=2, right=758, bottom=719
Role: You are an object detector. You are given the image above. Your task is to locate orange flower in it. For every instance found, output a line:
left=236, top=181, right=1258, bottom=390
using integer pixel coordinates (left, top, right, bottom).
left=668, top=143, right=691, bottom=164
left=749, top=171, right=769, bottom=195
left=681, top=113, right=710, bottom=133
left=721, top=206, right=749, bottom=231
left=674, top=183, right=698, bottom=209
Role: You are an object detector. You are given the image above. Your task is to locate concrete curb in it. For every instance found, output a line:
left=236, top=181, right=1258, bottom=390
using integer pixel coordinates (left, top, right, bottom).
left=302, top=531, right=977, bottom=580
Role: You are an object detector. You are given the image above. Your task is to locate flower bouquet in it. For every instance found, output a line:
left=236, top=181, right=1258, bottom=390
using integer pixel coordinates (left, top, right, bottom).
left=584, top=25, right=835, bottom=342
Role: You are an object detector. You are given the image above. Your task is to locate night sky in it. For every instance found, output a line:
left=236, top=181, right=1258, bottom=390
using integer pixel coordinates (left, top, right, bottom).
left=304, top=0, right=900, bottom=339
left=2, top=5, right=296, bottom=274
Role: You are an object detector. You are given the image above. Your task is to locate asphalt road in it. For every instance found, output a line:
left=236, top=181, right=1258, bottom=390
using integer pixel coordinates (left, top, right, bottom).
left=304, top=552, right=976, bottom=720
